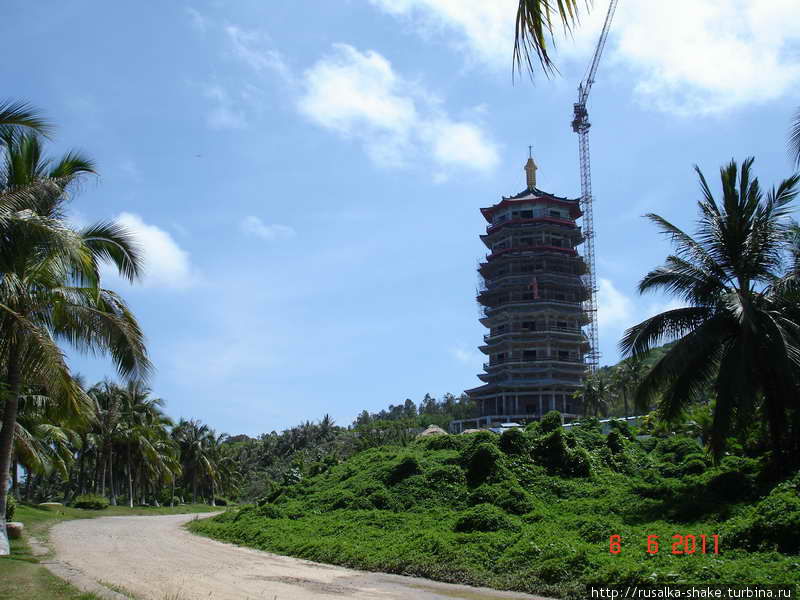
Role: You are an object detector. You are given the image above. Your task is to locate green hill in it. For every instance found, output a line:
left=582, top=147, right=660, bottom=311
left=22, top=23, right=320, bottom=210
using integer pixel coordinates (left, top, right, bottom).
left=190, top=416, right=800, bottom=599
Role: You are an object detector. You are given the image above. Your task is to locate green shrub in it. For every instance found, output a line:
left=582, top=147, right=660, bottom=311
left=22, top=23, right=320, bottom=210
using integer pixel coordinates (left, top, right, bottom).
left=453, top=503, right=513, bottom=532
left=424, top=465, right=465, bottom=487
left=73, top=494, right=109, bottom=510
left=462, top=430, right=498, bottom=446
left=257, top=504, right=285, bottom=518
left=606, top=430, right=626, bottom=454
left=532, top=428, right=591, bottom=476
left=496, top=485, right=535, bottom=515
left=539, top=410, right=563, bottom=434
left=577, top=516, right=619, bottom=543
left=707, top=469, right=751, bottom=500
left=654, top=436, right=701, bottom=462
left=386, top=455, right=422, bottom=485
left=608, top=419, right=633, bottom=439
left=367, top=488, right=399, bottom=511
left=318, top=489, right=356, bottom=510
left=570, top=447, right=592, bottom=477
left=499, top=428, right=527, bottom=455
left=639, top=436, right=658, bottom=452
left=467, top=483, right=532, bottom=513
left=419, top=434, right=463, bottom=451
left=726, top=487, right=800, bottom=553
left=462, top=442, right=502, bottom=485
left=5, top=495, right=16, bottom=521
left=680, top=458, right=707, bottom=475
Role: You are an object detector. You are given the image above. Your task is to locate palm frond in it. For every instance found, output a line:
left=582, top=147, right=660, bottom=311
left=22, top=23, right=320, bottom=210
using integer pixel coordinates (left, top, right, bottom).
left=0, top=100, right=52, bottom=137
left=513, top=0, right=583, bottom=79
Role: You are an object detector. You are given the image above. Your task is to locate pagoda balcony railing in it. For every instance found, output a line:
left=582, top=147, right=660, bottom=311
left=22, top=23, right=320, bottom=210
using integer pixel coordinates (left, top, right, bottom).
left=480, top=273, right=587, bottom=291
left=480, top=292, right=585, bottom=307
left=481, top=300, right=587, bottom=318
left=484, top=326, right=583, bottom=342
left=486, top=246, right=578, bottom=261
left=479, top=286, right=590, bottom=303
left=488, top=232, right=584, bottom=251
left=486, top=215, right=577, bottom=234
left=483, top=355, right=586, bottom=369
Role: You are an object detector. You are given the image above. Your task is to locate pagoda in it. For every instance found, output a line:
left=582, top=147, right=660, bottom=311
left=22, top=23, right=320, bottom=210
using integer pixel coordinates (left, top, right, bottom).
left=452, top=155, right=590, bottom=432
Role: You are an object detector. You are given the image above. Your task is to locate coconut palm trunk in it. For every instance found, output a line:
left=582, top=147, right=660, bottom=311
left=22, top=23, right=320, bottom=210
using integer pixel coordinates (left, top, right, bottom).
left=10, top=456, right=18, bottom=497
left=127, top=444, right=134, bottom=508
left=77, top=434, right=87, bottom=495
left=108, top=448, right=116, bottom=506
left=0, top=337, right=22, bottom=555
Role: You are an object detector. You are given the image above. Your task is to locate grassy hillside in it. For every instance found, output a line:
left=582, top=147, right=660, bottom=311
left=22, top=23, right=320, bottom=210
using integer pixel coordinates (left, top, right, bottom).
left=190, top=416, right=800, bottom=599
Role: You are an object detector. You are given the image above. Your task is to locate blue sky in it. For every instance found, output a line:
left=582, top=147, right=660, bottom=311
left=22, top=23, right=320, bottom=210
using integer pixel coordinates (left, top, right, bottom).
left=3, top=1, right=799, bottom=435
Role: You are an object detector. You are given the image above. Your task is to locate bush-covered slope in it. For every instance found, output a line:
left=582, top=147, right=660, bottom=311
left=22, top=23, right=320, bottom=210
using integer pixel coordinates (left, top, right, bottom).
left=190, top=417, right=800, bottom=599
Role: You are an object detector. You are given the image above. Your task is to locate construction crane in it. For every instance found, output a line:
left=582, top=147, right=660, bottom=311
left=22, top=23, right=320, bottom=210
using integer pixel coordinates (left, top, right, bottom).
left=571, top=0, right=619, bottom=373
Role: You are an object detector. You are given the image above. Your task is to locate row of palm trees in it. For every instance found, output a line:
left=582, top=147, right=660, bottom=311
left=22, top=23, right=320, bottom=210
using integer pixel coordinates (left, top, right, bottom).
left=14, top=379, right=236, bottom=507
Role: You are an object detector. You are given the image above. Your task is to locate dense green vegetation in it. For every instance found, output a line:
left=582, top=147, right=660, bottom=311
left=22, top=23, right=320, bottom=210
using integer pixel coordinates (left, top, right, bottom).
left=192, top=420, right=800, bottom=599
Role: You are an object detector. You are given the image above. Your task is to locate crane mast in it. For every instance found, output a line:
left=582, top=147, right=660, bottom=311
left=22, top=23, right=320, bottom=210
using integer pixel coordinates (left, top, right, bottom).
left=572, top=0, right=619, bottom=372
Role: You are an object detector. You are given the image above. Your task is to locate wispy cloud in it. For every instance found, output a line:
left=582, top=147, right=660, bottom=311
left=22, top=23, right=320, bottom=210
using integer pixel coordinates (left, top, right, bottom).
left=297, top=44, right=499, bottom=172
left=450, top=345, right=483, bottom=368
left=203, top=85, right=246, bottom=130
left=213, top=25, right=499, bottom=176
left=185, top=7, right=208, bottom=33
left=240, top=216, right=296, bottom=241
left=370, top=0, right=800, bottom=115
left=225, top=25, right=293, bottom=82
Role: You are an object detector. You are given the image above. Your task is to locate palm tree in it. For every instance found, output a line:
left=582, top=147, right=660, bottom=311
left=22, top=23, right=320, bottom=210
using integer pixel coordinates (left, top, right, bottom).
left=612, top=358, right=647, bottom=417
left=0, top=100, right=51, bottom=138
left=513, top=0, right=583, bottom=78
left=621, top=158, right=800, bottom=458
left=118, top=381, right=176, bottom=507
left=173, top=419, right=216, bottom=504
left=0, top=132, right=150, bottom=553
left=574, top=371, right=614, bottom=417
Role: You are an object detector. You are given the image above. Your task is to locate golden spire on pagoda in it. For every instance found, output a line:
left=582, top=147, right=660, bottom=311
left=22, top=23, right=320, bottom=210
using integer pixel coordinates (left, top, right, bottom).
left=524, top=146, right=537, bottom=190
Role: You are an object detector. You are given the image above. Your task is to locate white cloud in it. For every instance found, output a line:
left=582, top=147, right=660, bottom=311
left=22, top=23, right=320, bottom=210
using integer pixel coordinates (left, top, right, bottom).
left=225, top=25, right=292, bottom=82
left=185, top=7, right=208, bottom=32
left=240, top=216, right=296, bottom=241
left=370, top=0, right=800, bottom=114
left=450, top=345, right=483, bottom=367
left=109, top=212, right=195, bottom=289
left=203, top=85, right=246, bottom=130
left=297, top=44, right=499, bottom=172
left=597, top=277, right=634, bottom=330
left=369, top=0, right=516, bottom=70
left=611, top=0, right=800, bottom=114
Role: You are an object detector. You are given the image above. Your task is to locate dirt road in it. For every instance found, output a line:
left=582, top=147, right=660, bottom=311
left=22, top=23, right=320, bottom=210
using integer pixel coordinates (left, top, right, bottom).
left=50, top=513, right=546, bottom=600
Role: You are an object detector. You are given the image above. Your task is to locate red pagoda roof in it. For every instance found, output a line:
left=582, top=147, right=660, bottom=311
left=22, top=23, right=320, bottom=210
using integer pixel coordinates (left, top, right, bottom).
left=480, top=187, right=582, bottom=222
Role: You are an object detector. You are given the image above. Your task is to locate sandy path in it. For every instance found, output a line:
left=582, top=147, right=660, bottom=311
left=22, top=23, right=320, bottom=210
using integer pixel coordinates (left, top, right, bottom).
left=50, top=513, right=548, bottom=600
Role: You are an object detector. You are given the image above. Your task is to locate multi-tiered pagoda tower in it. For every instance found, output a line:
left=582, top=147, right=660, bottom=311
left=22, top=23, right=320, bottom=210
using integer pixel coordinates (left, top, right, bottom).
left=453, top=155, right=590, bottom=432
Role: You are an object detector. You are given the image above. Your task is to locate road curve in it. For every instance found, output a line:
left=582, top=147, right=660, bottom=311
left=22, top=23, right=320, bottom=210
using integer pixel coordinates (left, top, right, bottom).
left=50, top=513, right=548, bottom=600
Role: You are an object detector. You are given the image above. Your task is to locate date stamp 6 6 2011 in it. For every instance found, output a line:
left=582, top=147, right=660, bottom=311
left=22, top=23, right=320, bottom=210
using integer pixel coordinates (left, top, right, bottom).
left=609, top=534, right=720, bottom=555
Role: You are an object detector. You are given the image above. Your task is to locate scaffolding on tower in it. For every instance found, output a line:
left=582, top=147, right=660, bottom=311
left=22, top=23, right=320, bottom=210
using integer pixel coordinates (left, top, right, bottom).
left=571, top=0, right=619, bottom=372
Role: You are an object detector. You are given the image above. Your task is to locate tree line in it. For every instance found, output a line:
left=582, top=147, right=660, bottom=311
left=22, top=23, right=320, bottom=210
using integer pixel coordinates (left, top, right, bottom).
left=15, top=379, right=237, bottom=507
